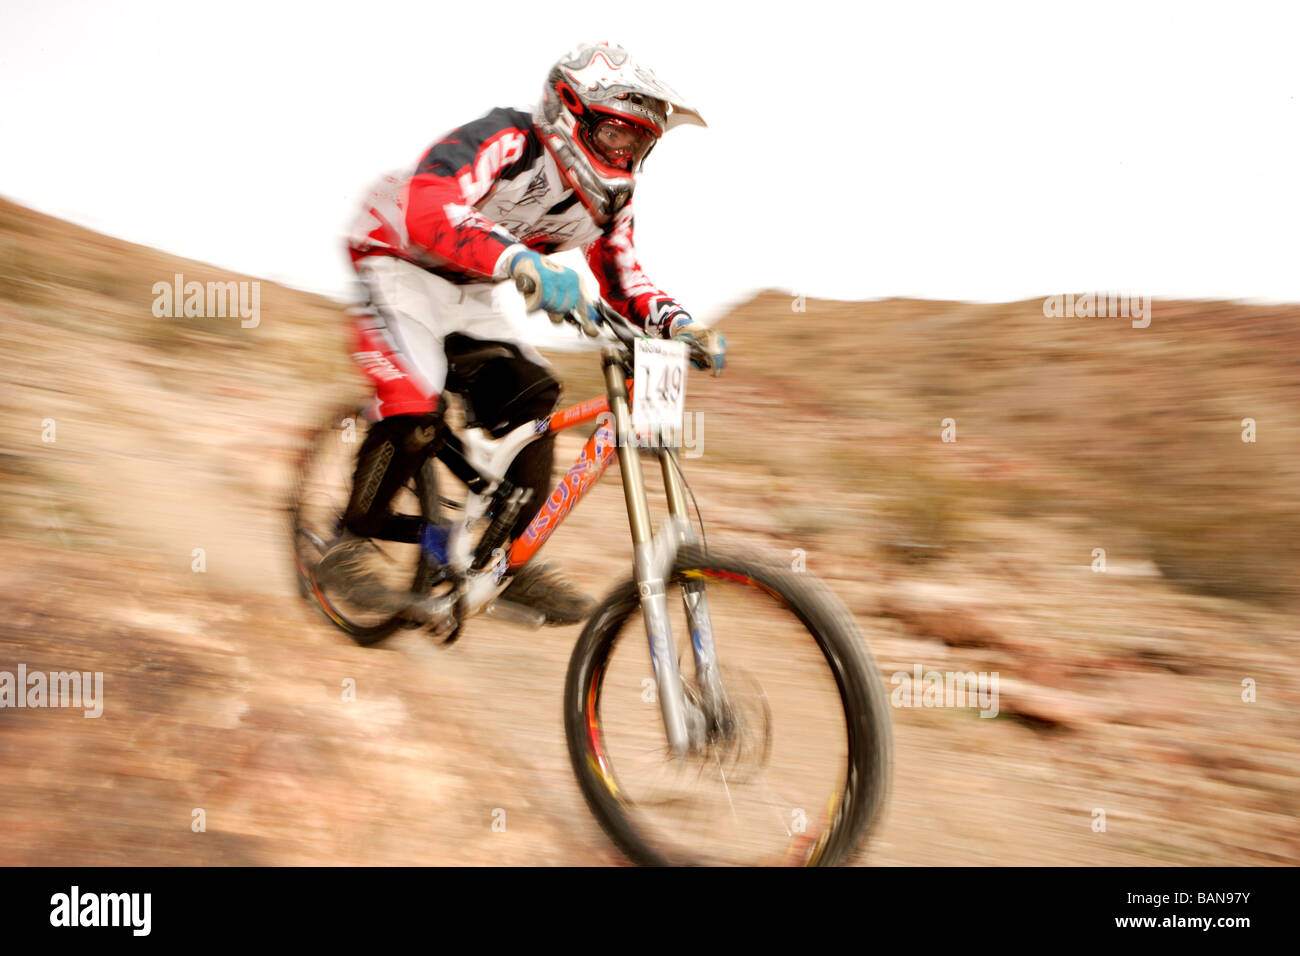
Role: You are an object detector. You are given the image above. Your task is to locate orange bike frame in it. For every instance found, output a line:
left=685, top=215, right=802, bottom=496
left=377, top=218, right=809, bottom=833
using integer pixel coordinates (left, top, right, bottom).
left=506, top=382, right=633, bottom=570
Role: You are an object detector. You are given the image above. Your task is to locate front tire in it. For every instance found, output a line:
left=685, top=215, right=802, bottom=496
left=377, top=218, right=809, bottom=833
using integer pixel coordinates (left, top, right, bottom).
left=564, top=544, right=893, bottom=866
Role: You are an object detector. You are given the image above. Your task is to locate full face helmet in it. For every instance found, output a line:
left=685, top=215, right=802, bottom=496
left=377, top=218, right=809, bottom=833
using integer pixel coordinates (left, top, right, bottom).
left=535, top=42, right=706, bottom=222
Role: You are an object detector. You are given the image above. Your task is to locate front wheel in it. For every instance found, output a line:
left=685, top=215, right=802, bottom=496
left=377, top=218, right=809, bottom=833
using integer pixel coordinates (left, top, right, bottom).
left=564, top=544, right=892, bottom=866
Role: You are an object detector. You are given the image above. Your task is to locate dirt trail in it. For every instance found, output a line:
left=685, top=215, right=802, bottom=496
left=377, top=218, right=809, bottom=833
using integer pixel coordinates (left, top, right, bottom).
left=1, top=199, right=1297, bottom=864
left=4, top=351, right=1294, bottom=865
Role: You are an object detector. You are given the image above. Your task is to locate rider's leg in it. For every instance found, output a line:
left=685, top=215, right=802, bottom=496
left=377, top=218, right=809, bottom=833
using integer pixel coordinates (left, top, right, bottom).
left=343, top=408, right=446, bottom=543
left=315, top=257, right=452, bottom=616
left=444, top=334, right=562, bottom=536
left=448, top=338, right=595, bottom=624
left=505, top=435, right=555, bottom=537
left=316, top=410, right=448, bottom=617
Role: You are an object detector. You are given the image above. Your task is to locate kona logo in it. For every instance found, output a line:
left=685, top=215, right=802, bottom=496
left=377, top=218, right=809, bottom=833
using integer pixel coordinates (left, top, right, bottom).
left=566, top=455, right=596, bottom=480
left=520, top=421, right=616, bottom=544
left=592, top=421, right=616, bottom=461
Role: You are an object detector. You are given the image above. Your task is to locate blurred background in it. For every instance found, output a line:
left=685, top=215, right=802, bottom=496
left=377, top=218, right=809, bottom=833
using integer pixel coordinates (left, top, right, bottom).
left=0, top=0, right=1297, bottom=864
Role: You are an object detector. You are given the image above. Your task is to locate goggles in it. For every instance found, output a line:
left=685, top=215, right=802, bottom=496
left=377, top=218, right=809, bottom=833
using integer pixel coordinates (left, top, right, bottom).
left=585, top=116, right=658, bottom=171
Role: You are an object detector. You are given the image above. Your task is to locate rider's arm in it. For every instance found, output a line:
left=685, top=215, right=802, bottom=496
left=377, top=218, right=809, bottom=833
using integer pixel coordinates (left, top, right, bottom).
left=584, top=202, right=688, bottom=336
left=405, top=108, right=540, bottom=280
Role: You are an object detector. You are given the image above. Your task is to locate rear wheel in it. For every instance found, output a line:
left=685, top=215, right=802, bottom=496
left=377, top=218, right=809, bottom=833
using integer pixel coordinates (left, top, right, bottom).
left=289, top=404, right=442, bottom=644
left=564, top=544, right=892, bottom=866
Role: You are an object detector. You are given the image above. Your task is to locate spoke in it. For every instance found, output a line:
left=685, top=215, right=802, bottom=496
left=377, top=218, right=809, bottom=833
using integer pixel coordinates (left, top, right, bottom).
left=712, top=750, right=739, bottom=826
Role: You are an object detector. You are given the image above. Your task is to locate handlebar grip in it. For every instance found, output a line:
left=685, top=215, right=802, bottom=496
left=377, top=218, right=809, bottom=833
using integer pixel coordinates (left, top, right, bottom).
left=515, top=270, right=605, bottom=337
left=683, top=337, right=712, bottom=369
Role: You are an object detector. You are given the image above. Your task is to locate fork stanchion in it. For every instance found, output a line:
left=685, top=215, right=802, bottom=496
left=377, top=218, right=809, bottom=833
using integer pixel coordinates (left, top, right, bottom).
left=660, top=447, right=691, bottom=522
left=660, top=448, right=726, bottom=723
left=602, top=349, right=652, bottom=548
left=602, top=346, right=691, bottom=756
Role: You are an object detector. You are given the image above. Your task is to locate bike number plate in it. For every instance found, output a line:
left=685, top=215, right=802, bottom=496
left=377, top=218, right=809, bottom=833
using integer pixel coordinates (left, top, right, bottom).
left=632, top=338, right=688, bottom=439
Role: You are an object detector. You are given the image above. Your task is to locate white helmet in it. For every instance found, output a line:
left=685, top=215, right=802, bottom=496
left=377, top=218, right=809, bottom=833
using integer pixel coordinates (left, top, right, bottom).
left=535, top=42, right=706, bottom=222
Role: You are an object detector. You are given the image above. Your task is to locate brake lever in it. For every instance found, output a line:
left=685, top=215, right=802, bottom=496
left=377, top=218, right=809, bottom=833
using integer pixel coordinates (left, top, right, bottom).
left=571, top=306, right=600, bottom=338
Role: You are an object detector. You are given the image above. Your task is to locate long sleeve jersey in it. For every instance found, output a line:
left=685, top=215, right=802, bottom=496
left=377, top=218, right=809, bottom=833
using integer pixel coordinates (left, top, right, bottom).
left=348, top=107, right=686, bottom=334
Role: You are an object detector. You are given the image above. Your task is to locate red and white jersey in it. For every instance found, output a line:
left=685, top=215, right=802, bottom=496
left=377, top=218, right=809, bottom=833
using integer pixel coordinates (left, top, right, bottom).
left=349, top=107, right=686, bottom=334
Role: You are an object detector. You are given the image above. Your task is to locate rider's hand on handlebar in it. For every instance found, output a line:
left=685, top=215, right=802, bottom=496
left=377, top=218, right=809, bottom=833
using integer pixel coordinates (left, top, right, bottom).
left=508, top=250, right=596, bottom=325
left=668, top=312, right=726, bottom=377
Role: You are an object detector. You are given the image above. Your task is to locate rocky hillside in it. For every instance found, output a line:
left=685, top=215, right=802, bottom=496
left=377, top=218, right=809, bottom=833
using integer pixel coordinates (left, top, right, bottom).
left=1, top=197, right=1296, bottom=864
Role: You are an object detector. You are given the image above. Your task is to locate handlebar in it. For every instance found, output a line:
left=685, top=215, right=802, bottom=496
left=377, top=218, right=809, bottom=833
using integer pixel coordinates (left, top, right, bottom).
left=512, top=273, right=713, bottom=370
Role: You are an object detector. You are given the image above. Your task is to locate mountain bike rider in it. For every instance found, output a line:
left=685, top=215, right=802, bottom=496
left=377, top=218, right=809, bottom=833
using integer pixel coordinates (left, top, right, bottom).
left=316, top=42, right=727, bottom=626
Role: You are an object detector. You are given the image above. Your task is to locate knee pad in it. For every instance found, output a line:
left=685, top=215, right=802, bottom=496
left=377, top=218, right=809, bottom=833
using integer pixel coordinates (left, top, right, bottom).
left=344, top=411, right=444, bottom=538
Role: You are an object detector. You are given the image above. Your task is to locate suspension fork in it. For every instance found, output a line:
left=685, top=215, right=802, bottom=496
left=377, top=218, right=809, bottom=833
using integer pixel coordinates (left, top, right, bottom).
left=602, top=349, right=694, bottom=755
left=658, top=444, right=727, bottom=728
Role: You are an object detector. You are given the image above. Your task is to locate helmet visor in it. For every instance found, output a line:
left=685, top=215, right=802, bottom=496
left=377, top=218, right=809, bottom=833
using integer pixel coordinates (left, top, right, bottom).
left=586, top=117, right=657, bottom=171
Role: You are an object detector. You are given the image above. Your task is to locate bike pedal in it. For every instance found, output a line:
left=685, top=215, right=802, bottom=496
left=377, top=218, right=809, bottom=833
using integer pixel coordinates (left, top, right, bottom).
left=485, top=598, right=546, bottom=629
left=412, top=611, right=460, bottom=646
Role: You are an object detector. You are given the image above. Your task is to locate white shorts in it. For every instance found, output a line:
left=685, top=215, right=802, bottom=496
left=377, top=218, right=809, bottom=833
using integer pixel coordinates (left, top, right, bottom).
left=350, top=255, right=550, bottom=419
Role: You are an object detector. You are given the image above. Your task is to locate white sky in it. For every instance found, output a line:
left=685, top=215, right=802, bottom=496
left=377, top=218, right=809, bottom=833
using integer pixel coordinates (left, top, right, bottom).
left=2, top=0, right=1298, bottom=336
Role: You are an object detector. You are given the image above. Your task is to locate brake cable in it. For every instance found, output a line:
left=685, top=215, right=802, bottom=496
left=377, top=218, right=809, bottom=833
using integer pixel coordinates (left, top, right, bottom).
left=665, top=444, right=709, bottom=556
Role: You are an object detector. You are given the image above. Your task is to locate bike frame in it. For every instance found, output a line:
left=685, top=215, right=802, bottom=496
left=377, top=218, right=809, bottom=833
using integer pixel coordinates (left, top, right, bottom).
left=431, top=343, right=723, bottom=755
